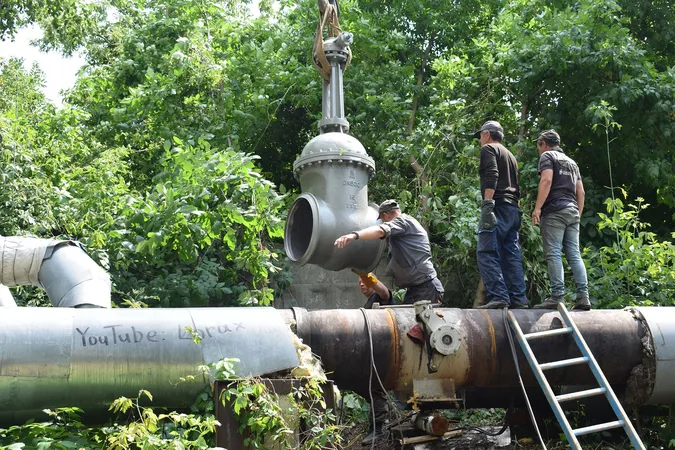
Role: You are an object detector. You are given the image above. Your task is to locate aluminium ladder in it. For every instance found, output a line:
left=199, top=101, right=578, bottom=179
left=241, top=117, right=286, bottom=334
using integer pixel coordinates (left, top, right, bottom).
left=507, top=303, right=645, bottom=450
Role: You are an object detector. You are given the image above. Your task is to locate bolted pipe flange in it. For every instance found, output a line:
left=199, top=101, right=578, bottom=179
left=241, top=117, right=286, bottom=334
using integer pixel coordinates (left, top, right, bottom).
left=323, top=33, right=352, bottom=64
left=430, top=325, right=461, bottom=356
left=415, top=300, right=462, bottom=356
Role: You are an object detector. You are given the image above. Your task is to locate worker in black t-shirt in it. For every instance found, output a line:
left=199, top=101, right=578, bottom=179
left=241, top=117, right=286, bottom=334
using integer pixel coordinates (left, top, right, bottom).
left=473, top=120, right=528, bottom=310
left=532, top=130, right=590, bottom=311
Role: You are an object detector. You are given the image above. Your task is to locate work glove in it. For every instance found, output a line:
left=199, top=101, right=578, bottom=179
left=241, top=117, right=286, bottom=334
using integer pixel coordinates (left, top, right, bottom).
left=351, top=269, right=379, bottom=289
left=480, top=200, right=497, bottom=230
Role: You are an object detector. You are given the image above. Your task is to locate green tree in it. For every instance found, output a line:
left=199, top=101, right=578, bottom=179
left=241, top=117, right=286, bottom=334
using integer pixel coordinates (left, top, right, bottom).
left=0, top=0, right=105, bottom=55
left=432, top=0, right=675, bottom=233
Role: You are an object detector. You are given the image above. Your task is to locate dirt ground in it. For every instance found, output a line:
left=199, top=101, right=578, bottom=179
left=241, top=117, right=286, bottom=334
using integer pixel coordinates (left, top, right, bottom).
left=339, top=424, right=633, bottom=450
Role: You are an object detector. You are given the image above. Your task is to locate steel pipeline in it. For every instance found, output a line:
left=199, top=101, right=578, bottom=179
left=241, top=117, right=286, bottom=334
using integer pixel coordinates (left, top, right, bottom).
left=288, top=307, right=663, bottom=407
left=0, top=306, right=671, bottom=425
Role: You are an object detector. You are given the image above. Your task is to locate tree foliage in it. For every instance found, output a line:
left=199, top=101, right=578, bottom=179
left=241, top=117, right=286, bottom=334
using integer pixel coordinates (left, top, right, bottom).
left=2, top=0, right=675, bottom=446
left=1, top=0, right=675, bottom=309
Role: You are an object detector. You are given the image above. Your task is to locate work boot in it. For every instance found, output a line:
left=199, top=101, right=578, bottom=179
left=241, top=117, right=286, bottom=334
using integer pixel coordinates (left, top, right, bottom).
left=476, top=299, right=509, bottom=309
left=361, top=427, right=385, bottom=446
left=533, top=296, right=564, bottom=309
left=573, top=296, right=591, bottom=311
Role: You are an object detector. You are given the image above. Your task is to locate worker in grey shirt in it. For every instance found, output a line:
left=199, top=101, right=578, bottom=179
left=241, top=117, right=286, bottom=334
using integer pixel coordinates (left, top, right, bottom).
left=334, top=199, right=444, bottom=304
left=532, top=130, right=591, bottom=311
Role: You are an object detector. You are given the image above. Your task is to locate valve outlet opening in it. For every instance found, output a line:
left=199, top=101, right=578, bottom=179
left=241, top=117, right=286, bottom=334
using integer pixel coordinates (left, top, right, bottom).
left=285, top=196, right=316, bottom=262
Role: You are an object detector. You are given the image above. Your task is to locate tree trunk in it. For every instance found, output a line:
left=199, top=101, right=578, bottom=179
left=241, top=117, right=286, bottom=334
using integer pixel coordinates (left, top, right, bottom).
left=407, top=31, right=436, bottom=213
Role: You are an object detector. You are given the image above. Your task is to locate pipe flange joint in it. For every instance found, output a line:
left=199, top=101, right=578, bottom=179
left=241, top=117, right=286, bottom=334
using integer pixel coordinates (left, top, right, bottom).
left=293, top=151, right=375, bottom=179
left=323, top=33, right=353, bottom=63
left=414, top=300, right=462, bottom=356
left=430, top=325, right=461, bottom=356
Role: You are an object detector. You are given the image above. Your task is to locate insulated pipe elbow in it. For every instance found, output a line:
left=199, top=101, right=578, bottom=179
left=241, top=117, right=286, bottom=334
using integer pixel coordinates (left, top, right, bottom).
left=0, top=237, right=111, bottom=308
left=285, top=132, right=386, bottom=272
left=39, top=242, right=111, bottom=308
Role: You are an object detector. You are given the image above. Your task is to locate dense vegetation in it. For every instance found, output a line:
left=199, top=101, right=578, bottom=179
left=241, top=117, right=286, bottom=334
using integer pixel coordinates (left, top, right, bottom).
left=1, top=0, right=675, bottom=447
left=2, top=0, right=674, bottom=309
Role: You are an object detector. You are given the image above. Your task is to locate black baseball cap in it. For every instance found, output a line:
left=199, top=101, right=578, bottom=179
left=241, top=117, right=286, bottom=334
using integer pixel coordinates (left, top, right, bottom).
left=536, top=129, right=561, bottom=145
left=472, top=120, right=504, bottom=139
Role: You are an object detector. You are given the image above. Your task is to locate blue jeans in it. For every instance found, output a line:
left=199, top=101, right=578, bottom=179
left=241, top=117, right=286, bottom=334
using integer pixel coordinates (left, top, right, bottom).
left=540, top=208, right=588, bottom=299
left=477, top=203, right=528, bottom=306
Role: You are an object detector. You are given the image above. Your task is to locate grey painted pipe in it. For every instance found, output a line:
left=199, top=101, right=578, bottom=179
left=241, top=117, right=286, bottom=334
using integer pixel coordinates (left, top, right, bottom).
left=0, top=307, right=299, bottom=425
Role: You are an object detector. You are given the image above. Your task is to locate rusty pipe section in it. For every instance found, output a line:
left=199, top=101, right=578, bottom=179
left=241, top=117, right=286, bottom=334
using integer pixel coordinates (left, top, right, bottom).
left=284, top=30, right=386, bottom=272
left=289, top=307, right=668, bottom=406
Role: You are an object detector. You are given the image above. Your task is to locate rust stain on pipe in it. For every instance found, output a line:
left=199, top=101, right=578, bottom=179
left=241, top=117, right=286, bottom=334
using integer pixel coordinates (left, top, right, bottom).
left=481, top=310, right=498, bottom=377
left=383, top=308, right=400, bottom=389
left=291, top=308, right=651, bottom=406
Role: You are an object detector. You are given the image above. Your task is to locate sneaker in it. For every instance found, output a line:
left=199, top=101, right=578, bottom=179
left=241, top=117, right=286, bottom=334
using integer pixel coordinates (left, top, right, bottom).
left=573, top=297, right=591, bottom=311
left=510, top=303, right=529, bottom=309
left=533, top=296, right=564, bottom=309
left=476, top=299, right=509, bottom=309
left=361, top=428, right=385, bottom=446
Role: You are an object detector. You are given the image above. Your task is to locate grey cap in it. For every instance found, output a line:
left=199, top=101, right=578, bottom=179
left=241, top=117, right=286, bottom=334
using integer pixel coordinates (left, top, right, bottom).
left=473, top=120, right=504, bottom=139
left=378, top=199, right=400, bottom=217
left=536, top=129, right=561, bottom=145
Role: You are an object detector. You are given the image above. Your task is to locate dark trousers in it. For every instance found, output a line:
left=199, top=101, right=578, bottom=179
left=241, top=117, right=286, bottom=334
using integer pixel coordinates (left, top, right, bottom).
left=403, top=278, right=444, bottom=304
left=477, top=203, right=528, bottom=306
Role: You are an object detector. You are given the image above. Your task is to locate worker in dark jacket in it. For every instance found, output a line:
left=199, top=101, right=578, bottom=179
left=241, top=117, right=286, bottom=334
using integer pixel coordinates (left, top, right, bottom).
left=474, top=121, right=528, bottom=309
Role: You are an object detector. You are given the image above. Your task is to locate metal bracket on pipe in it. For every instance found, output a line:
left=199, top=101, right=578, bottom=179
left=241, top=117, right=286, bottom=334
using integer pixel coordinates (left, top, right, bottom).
left=414, top=301, right=461, bottom=372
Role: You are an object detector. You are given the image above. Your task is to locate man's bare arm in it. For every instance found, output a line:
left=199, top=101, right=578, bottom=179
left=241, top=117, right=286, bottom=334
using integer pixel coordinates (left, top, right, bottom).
left=532, top=169, right=553, bottom=225
left=372, top=281, right=390, bottom=302
left=334, top=225, right=385, bottom=248
left=576, top=180, right=585, bottom=216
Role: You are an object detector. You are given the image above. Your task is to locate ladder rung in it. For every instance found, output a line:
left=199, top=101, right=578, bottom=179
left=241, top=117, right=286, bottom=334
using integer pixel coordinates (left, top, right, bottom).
left=573, top=420, right=625, bottom=436
left=539, top=356, right=589, bottom=371
left=524, top=327, right=573, bottom=340
left=556, top=387, right=607, bottom=403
